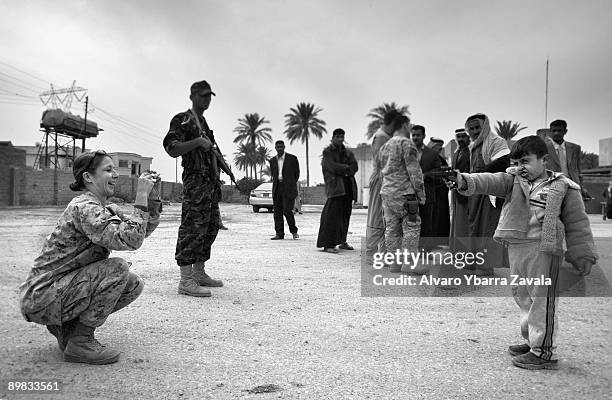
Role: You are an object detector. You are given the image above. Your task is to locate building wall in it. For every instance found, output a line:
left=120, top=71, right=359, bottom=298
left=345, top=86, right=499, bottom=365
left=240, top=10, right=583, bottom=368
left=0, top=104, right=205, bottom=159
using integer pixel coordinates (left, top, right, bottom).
left=0, top=144, right=26, bottom=206
left=599, top=138, right=612, bottom=167
left=1, top=166, right=183, bottom=206
left=302, top=186, right=327, bottom=205
left=1, top=163, right=331, bottom=207
left=348, top=144, right=373, bottom=205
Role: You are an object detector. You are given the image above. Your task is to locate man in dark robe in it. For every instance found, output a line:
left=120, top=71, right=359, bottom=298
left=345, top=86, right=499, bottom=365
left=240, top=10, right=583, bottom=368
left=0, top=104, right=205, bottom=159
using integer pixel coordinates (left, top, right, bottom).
left=316, top=129, right=358, bottom=253
left=428, top=137, right=450, bottom=247
left=411, top=125, right=442, bottom=251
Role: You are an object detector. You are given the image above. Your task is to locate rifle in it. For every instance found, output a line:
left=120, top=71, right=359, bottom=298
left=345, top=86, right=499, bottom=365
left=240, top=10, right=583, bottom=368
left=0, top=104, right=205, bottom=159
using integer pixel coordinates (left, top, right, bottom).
left=209, top=130, right=237, bottom=185
left=189, top=109, right=237, bottom=186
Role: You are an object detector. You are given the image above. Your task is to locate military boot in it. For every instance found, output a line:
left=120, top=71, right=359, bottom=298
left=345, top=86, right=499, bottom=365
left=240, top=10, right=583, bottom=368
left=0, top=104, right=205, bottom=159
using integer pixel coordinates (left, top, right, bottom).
left=178, top=265, right=212, bottom=296
left=63, top=322, right=120, bottom=365
left=46, top=319, right=77, bottom=352
left=192, top=264, right=223, bottom=287
left=46, top=325, right=65, bottom=351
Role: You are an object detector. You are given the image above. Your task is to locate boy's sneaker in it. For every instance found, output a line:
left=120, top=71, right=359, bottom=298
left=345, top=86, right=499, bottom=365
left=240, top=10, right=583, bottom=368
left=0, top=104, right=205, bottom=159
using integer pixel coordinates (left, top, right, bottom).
left=508, top=343, right=531, bottom=357
left=512, top=352, right=559, bottom=370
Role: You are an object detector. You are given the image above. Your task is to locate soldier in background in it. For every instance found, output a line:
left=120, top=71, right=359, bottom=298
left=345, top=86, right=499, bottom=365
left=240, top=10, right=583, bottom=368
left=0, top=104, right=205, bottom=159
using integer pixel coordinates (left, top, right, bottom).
left=163, top=80, right=235, bottom=297
left=378, top=115, right=426, bottom=273
left=365, top=110, right=402, bottom=262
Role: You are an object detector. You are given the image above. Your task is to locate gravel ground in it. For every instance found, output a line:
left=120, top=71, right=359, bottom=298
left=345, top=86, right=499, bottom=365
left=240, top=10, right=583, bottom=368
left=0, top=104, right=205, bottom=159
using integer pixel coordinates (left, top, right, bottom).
left=0, top=204, right=611, bottom=400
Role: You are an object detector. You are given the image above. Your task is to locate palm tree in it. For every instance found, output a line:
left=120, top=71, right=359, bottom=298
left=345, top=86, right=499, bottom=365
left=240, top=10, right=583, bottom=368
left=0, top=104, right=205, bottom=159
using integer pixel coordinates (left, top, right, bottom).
left=255, top=145, right=271, bottom=179
left=494, top=120, right=527, bottom=141
left=234, top=142, right=257, bottom=178
left=283, top=102, right=327, bottom=186
left=233, top=113, right=272, bottom=147
left=366, top=102, right=410, bottom=139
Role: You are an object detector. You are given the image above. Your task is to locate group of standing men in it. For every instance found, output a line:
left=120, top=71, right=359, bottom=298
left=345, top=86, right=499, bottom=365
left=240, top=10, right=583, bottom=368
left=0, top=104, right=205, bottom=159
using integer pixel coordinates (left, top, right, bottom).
left=365, top=110, right=585, bottom=273
left=164, top=80, right=588, bottom=292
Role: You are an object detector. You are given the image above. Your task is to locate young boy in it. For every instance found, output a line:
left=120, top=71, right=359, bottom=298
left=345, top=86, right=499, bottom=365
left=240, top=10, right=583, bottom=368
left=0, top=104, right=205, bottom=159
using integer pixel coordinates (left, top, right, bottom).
left=453, top=135, right=598, bottom=370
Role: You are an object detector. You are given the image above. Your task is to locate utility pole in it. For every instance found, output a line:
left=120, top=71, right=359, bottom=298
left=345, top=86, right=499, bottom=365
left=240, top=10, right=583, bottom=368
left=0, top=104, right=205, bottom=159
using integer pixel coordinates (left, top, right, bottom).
left=544, top=58, right=549, bottom=127
left=82, top=96, right=89, bottom=151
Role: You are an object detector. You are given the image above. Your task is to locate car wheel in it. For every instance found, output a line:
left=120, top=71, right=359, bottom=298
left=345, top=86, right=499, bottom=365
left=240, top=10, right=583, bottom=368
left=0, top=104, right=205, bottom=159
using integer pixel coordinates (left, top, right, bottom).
left=252, top=206, right=260, bottom=213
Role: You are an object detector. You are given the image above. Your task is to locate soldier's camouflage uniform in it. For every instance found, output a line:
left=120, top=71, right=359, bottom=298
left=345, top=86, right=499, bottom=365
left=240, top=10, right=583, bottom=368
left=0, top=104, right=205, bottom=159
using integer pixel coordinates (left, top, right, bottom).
left=163, top=110, right=221, bottom=266
left=19, top=192, right=162, bottom=327
left=378, top=136, right=425, bottom=268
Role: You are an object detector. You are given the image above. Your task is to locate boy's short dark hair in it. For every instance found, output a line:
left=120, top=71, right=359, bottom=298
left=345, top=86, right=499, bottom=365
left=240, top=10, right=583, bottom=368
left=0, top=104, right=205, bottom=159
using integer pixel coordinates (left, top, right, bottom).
left=549, top=119, right=567, bottom=130
left=332, top=128, right=345, bottom=136
left=509, top=135, right=549, bottom=159
left=411, top=125, right=425, bottom=135
left=275, top=140, right=285, bottom=145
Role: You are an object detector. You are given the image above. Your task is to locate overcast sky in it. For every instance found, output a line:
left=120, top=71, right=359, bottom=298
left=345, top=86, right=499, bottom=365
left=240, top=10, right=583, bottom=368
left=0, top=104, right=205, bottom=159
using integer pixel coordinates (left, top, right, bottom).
left=1, top=0, right=610, bottom=184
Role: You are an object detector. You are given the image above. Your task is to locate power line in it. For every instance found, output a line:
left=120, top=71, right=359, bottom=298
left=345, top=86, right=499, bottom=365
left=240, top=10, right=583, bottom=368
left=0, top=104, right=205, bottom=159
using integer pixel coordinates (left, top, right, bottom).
left=0, top=89, right=38, bottom=98
left=93, top=106, right=161, bottom=139
left=93, top=113, right=161, bottom=146
left=0, top=59, right=165, bottom=154
left=0, top=76, right=43, bottom=95
left=0, top=70, right=47, bottom=92
left=0, top=100, right=43, bottom=107
left=0, top=59, right=52, bottom=85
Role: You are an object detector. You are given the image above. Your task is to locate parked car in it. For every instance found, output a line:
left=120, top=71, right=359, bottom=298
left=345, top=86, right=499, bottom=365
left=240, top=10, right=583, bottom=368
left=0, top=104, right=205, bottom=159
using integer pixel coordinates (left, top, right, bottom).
left=249, top=182, right=273, bottom=213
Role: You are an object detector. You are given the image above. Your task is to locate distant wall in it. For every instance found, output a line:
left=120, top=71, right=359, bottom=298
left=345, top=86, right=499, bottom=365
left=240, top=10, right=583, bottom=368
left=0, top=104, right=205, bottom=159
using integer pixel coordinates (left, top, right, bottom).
left=0, top=145, right=26, bottom=206
left=1, top=167, right=331, bottom=207
left=583, top=175, right=612, bottom=214
left=302, top=186, right=327, bottom=205
left=1, top=167, right=185, bottom=207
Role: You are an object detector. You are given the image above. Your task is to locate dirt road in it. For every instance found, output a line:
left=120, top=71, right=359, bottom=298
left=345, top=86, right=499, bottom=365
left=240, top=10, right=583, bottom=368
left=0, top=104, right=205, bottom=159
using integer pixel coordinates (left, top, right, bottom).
left=0, top=204, right=610, bottom=399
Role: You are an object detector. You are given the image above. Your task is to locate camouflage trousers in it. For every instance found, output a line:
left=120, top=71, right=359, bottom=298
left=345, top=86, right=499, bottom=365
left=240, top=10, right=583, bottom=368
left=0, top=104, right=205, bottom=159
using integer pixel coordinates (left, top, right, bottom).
left=25, top=257, right=143, bottom=327
left=176, top=174, right=221, bottom=266
left=381, top=194, right=421, bottom=269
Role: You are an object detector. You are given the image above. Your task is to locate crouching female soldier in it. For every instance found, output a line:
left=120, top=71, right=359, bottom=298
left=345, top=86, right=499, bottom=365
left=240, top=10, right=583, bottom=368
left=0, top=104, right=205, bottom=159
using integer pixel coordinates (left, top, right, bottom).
left=19, top=150, right=162, bottom=365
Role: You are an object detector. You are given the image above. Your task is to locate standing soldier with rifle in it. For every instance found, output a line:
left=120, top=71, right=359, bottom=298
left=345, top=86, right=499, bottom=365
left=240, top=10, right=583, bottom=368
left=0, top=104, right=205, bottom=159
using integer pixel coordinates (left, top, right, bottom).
left=163, top=80, right=235, bottom=297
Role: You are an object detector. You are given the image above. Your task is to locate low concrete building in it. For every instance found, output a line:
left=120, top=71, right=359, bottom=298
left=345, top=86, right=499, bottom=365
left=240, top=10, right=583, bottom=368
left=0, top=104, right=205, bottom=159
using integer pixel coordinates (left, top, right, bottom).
left=15, top=144, right=89, bottom=170
left=106, top=152, right=153, bottom=177
left=13, top=145, right=153, bottom=177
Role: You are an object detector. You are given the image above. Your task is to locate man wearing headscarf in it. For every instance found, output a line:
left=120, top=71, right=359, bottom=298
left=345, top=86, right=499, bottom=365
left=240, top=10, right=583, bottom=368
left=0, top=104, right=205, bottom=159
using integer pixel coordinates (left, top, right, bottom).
left=365, top=110, right=402, bottom=262
left=465, top=113, right=510, bottom=273
left=449, top=128, right=471, bottom=252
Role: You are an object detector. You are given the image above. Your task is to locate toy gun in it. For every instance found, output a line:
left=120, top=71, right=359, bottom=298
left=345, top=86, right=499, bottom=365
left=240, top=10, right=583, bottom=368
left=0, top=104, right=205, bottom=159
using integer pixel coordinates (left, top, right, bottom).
left=431, top=166, right=458, bottom=188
